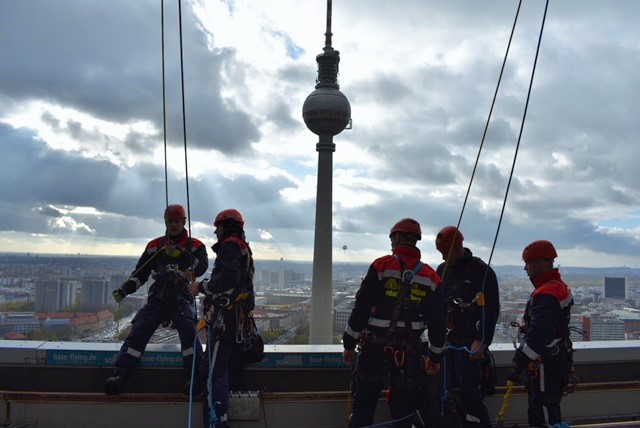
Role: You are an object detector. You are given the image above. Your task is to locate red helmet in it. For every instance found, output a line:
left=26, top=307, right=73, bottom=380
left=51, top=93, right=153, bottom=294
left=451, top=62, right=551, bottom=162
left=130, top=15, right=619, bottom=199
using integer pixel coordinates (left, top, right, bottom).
left=435, top=226, right=464, bottom=253
left=389, top=218, right=421, bottom=240
left=522, top=240, right=557, bottom=261
left=214, top=209, right=245, bottom=227
left=164, top=204, right=186, bottom=220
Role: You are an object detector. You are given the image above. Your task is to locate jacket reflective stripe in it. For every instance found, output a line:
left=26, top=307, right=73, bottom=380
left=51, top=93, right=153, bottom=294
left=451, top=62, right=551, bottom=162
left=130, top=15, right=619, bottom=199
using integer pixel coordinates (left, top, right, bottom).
left=429, top=342, right=445, bottom=355
left=344, top=325, right=360, bottom=340
left=201, top=279, right=236, bottom=299
left=377, top=269, right=438, bottom=291
left=522, top=343, right=539, bottom=360
left=522, top=338, right=561, bottom=360
left=558, top=295, right=572, bottom=309
left=126, top=347, right=142, bottom=358
left=368, top=317, right=425, bottom=330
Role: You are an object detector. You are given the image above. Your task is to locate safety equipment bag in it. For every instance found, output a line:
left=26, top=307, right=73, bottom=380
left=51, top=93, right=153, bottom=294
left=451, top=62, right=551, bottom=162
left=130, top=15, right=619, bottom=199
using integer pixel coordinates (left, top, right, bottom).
left=243, top=313, right=264, bottom=364
left=479, top=348, right=496, bottom=396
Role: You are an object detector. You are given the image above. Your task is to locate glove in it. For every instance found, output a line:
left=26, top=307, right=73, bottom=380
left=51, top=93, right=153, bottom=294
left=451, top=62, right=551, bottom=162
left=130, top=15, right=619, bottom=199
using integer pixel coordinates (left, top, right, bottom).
left=506, top=348, right=529, bottom=384
left=113, top=280, right=137, bottom=303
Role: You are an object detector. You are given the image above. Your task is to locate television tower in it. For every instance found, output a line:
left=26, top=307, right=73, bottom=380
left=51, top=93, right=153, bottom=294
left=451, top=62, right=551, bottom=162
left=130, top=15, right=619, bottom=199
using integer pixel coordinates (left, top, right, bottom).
left=302, top=0, right=351, bottom=344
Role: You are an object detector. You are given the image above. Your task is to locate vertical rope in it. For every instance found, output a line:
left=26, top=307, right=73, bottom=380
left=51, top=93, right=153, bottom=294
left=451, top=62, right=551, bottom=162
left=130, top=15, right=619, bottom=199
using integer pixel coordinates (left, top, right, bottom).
left=441, top=0, right=524, bottom=357
left=161, top=0, right=169, bottom=208
left=485, top=0, right=550, bottom=269
left=435, top=3, right=552, bottom=426
left=175, top=5, right=200, bottom=426
left=177, top=0, right=192, bottom=242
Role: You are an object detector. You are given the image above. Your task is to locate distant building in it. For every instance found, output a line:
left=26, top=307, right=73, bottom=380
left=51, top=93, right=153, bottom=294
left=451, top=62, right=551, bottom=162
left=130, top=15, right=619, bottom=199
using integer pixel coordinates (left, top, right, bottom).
left=36, top=311, right=114, bottom=338
left=253, top=309, right=292, bottom=331
left=333, top=299, right=354, bottom=332
left=0, top=312, right=39, bottom=336
left=603, top=276, right=627, bottom=300
left=283, top=270, right=305, bottom=289
left=261, top=269, right=284, bottom=290
left=583, top=316, right=626, bottom=341
left=258, top=269, right=306, bottom=290
left=80, top=277, right=109, bottom=311
left=34, top=279, right=63, bottom=312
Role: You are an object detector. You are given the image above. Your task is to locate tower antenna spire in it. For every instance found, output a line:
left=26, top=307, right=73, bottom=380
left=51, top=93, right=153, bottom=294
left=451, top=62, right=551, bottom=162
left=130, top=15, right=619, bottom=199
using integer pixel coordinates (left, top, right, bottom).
left=324, top=0, right=333, bottom=49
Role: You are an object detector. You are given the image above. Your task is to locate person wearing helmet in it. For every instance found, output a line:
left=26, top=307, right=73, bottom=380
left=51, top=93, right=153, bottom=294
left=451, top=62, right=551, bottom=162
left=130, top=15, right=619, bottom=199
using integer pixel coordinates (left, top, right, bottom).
left=433, top=226, right=500, bottom=427
left=342, top=218, right=447, bottom=427
left=507, top=240, right=574, bottom=428
left=189, top=208, right=256, bottom=428
left=105, top=204, right=209, bottom=395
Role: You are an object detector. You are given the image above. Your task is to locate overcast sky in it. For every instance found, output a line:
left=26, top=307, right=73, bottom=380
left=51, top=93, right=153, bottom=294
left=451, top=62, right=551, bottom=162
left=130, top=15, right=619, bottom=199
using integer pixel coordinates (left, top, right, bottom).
left=1, top=0, right=639, bottom=268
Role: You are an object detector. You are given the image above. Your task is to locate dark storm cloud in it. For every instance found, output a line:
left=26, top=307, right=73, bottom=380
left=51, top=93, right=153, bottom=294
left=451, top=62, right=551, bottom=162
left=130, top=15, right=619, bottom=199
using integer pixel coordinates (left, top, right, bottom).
left=0, top=0, right=260, bottom=155
left=348, top=73, right=413, bottom=105
left=0, top=126, right=118, bottom=206
left=0, top=123, right=166, bottom=238
left=186, top=172, right=315, bottom=232
left=265, top=100, right=300, bottom=131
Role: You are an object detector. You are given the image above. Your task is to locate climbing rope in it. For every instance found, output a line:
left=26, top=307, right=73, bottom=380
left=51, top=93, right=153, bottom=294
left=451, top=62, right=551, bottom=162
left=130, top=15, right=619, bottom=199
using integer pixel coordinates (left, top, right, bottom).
left=442, top=0, right=522, bottom=360
left=436, top=1, right=553, bottom=426
left=161, top=0, right=169, bottom=209
left=176, top=0, right=193, bottom=241
left=157, top=0, right=201, bottom=426
left=493, top=1, right=551, bottom=426
left=441, top=0, right=524, bottom=353
left=438, top=5, right=525, bottom=418
left=496, top=380, right=515, bottom=427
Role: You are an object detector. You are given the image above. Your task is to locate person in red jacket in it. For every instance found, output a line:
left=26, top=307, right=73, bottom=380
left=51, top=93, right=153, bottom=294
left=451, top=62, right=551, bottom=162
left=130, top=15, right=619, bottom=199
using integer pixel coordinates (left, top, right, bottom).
left=189, top=208, right=255, bottom=428
left=105, top=204, right=209, bottom=395
left=507, top=240, right=574, bottom=428
left=342, top=218, right=447, bottom=428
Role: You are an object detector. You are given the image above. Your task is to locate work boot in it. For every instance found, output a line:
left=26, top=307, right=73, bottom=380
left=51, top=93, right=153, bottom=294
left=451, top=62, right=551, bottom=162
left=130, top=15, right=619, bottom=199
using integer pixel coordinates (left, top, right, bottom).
left=104, top=375, right=125, bottom=395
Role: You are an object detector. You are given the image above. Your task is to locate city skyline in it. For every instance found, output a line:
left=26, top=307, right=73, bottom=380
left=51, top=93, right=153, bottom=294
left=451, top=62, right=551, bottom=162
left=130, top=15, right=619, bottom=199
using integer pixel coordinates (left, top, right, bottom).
left=1, top=1, right=639, bottom=268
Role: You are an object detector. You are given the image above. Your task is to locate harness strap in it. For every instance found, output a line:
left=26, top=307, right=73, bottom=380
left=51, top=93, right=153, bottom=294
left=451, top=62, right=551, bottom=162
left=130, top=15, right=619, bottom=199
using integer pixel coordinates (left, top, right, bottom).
left=387, top=256, right=423, bottom=335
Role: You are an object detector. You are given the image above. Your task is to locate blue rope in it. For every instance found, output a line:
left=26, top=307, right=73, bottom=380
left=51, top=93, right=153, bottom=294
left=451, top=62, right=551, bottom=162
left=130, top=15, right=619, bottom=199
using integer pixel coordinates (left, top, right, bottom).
left=187, top=331, right=198, bottom=428
left=204, top=324, right=224, bottom=428
left=363, top=411, right=415, bottom=428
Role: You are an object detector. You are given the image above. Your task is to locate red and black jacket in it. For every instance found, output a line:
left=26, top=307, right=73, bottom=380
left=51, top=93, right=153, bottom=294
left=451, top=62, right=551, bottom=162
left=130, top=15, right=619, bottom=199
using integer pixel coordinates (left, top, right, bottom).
left=521, top=268, right=573, bottom=360
left=129, top=229, right=208, bottom=300
left=343, top=244, right=447, bottom=362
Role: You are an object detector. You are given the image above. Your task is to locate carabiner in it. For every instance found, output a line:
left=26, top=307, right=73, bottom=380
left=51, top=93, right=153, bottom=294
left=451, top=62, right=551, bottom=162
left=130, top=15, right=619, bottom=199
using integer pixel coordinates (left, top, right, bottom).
left=402, top=269, right=415, bottom=283
left=394, top=350, right=405, bottom=367
left=215, top=296, right=231, bottom=308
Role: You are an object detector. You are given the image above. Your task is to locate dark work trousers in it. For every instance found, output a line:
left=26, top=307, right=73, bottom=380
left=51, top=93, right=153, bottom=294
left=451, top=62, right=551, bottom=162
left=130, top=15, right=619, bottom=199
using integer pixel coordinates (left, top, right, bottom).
left=229, top=343, right=245, bottom=391
left=202, top=334, right=246, bottom=426
left=349, top=345, right=422, bottom=428
left=526, top=351, right=571, bottom=427
left=444, top=349, right=492, bottom=427
left=113, top=298, right=200, bottom=379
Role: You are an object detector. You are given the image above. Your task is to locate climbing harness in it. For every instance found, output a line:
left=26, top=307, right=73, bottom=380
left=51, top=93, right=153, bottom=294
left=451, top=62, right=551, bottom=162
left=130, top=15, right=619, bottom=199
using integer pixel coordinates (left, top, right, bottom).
left=450, top=291, right=485, bottom=309
left=382, top=258, right=424, bottom=366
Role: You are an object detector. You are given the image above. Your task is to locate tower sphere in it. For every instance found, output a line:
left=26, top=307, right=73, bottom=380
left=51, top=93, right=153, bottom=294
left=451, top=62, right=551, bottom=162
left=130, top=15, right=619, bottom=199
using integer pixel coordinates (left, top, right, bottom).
left=302, top=87, right=351, bottom=136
